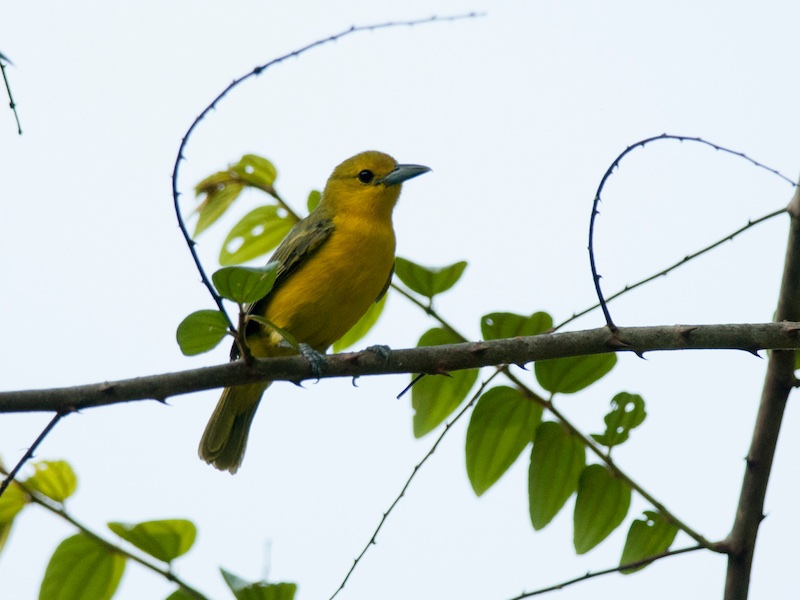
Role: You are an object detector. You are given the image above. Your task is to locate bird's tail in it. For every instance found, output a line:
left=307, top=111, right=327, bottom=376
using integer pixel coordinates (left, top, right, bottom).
left=198, top=381, right=271, bottom=474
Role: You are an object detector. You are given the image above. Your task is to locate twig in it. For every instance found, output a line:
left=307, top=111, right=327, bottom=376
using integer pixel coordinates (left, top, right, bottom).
left=0, top=412, right=64, bottom=499
left=559, top=205, right=788, bottom=331
left=507, top=544, right=704, bottom=599
left=170, top=13, right=483, bottom=331
left=588, top=134, right=796, bottom=331
left=0, top=55, right=22, bottom=135
left=328, top=371, right=501, bottom=600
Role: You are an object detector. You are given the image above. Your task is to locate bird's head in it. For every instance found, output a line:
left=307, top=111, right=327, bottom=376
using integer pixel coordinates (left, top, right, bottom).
left=320, top=151, right=430, bottom=220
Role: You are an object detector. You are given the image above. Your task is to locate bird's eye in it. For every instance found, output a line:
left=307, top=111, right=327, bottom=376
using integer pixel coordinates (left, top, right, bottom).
left=357, top=169, right=375, bottom=184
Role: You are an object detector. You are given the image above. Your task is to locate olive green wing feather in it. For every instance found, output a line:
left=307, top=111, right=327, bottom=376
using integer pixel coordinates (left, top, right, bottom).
left=231, top=214, right=335, bottom=358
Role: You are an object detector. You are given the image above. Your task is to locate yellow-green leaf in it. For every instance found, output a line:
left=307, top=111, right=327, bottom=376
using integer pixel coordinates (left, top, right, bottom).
left=481, top=311, right=553, bottom=340
left=394, top=257, right=467, bottom=298
left=591, top=392, right=647, bottom=448
left=620, top=510, right=678, bottom=573
left=573, top=464, right=631, bottom=554
left=528, top=421, right=585, bottom=530
left=221, top=568, right=298, bottom=600
left=176, top=310, right=229, bottom=356
left=412, top=328, right=478, bottom=437
left=229, top=154, right=278, bottom=192
left=220, top=206, right=295, bottom=265
left=108, top=519, right=197, bottom=563
left=0, top=481, right=28, bottom=522
left=193, top=176, right=244, bottom=237
left=212, top=264, right=279, bottom=304
left=332, top=293, right=387, bottom=352
left=24, top=460, right=77, bottom=503
left=306, top=189, right=321, bottom=213
left=535, top=353, right=616, bottom=394
left=466, top=386, right=542, bottom=496
left=40, top=534, right=125, bottom=600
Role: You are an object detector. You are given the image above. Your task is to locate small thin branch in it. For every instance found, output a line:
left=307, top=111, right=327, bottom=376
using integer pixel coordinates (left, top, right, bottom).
left=0, top=56, right=22, bottom=135
left=587, top=134, right=796, bottom=331
left=508, top=544, right=705, bottom=599
left=0, top=412, right=64, bottom=498
left=2, top=322, right=800, bottom=414
left=15, top=480, right=208, bottom=599
left=559, top=205, right=788, bottom=331
left=722, top=180, right=800, bottom=599
left=329, top=371, right=501, bottom=600
left=170, top=13, right=483, bottom=331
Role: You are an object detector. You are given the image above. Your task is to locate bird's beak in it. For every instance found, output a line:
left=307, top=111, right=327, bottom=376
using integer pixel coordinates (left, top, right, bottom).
left=381, top=163, right=431, bottom=186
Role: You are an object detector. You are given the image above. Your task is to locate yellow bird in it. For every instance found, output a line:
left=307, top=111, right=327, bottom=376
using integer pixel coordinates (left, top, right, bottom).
left=199, top=151, right=430, bottom=473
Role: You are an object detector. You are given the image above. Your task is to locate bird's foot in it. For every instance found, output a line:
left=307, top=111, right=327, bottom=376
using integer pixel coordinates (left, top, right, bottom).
left=363, top=344, right=391, bottom=363
left=299, top=343, right=326, bottom=381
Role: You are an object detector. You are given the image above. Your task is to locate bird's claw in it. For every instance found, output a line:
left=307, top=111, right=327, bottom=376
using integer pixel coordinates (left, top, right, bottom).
left=299, top=343, right=326, bottom=381
left=364, top=344, right=391, bottom=363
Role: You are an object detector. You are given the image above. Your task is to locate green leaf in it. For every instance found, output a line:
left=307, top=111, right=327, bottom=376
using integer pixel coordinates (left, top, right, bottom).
left=466, top=386, right=542, bottom=496
left=528, top=421, right=585, bottom=530
left=176, top=310, right=229, bottom=356
left=108, top=519, right=197, bottom=563
left=394, top=257, right=467, bottom=298
left=535, top=353, right=616, bottom=394
left=24, top=460, right=77, bottom=503
left=0, top=481, right=27, bottom=555
left=412, top=328, right=478, bottom=437
left=221, top=568, right=297, bottom=600
left=332, top=293, right=387, bottom=352
left=40, top=534, right=126, bottom=600
left=573, top=464, right=631, bottom=554
left=229, top=154, right=278, bottom=192
left=591, top=392, right=647, bottom=448
left=481, top=311, right=552, bottom=340
left=0, top=481, right=28, bottom=521
left=795, top=351, right=800, bottom=371
left=620, top=510, right=678, bottom=573
left=193, top=174, right=245, bottom=237
left=212, top=264, right=279, bottom=304
left=307, top=189, right=321, bottom=213
left=220, top=206, right=295, bottom=265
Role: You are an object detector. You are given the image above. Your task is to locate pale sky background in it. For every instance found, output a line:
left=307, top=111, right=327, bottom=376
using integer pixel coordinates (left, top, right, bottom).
left=2, top=1, right=800, bottom=599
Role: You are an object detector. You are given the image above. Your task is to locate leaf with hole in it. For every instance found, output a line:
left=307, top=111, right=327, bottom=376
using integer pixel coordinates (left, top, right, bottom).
left=40, top=534, right=126, bottom=600
left=193, top=172, right=244, bottom=236
left=176, top=310, right=229, bottom=356
left=466, top=386, right=542, bottom=496
left=220, top=205, right=295, bottom=265
left=412, top=328, right=478, bottom=437
left=481, top=311, right=552, bottom=340
left=108, top=519, right=197, bottom=563
left=573, top=464, right=631, bottom=554
left=620, top=510, right=678, bottom=573
left=394, top=257, right=467, bottom=298
left=529, top=421, right=585, bottom=530
left=24, top=460, right=77, bottom=502
left=535, top=353, right=616, bottom=394
left=229, top=154, right=278, bottom=193
left=591, top=392, right=647, bottom=448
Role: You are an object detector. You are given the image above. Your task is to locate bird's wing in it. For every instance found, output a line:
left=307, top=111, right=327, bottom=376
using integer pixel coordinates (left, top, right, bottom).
left=376, top=262, right=394, bottom=302
left=231, top=215, right=335, bottom=358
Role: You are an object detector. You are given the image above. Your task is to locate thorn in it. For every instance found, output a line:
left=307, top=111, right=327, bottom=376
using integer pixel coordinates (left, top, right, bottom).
left=605, top=336, right=630, bottom=350
left=677, top=325, right=699, bottom=341
left=468, top=342, right=490, bottom=354
left=351, top=376, right=359, bottom=388
left=745, top=348, right=762, bottom=358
